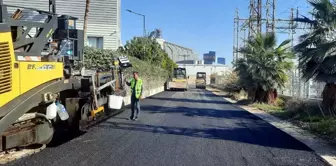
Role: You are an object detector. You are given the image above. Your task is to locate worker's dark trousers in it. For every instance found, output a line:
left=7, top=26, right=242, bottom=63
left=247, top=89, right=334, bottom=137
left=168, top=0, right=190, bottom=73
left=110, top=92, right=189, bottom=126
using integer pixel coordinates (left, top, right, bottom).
left=130, top=97, right=140, bottom=119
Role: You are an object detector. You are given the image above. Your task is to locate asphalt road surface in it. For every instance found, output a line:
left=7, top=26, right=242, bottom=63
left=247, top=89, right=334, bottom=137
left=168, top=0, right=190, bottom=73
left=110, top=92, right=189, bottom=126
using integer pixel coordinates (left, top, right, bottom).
left=7, top=88, right=329, bottom=166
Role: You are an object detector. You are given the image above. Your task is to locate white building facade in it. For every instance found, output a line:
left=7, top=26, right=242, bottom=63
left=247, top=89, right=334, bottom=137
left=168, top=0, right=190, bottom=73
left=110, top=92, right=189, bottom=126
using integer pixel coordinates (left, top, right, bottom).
left=178, top=63, right=232, bottom=85
left=4, top=0, right=121, bottom=50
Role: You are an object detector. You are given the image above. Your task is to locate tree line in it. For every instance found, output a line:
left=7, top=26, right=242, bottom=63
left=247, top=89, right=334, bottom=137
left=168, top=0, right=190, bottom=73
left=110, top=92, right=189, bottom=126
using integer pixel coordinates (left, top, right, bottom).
left=81, top=32, right=177, bottom=79
left=118, top=36, right=177, bottom=75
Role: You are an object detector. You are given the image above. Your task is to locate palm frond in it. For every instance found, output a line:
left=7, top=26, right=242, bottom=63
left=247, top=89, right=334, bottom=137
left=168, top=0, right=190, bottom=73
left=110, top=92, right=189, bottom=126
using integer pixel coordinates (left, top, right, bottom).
left=235, top=32, right=295, bottom=91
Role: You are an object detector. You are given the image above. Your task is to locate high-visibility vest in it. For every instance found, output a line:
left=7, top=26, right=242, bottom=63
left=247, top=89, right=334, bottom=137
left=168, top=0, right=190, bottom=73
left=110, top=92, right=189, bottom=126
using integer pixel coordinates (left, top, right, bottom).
left=130, top=78, right=143, bottom=99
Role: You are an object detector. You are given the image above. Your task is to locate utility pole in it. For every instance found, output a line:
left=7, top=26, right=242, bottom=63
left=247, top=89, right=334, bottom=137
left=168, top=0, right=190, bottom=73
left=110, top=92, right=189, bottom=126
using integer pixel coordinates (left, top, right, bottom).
left=233, top=8, right=239, bottom=63
left=126, top=9, right=146, bottom=37
left=248, top=0, right=262, bottom=38
left=265, top=0, right=276, bottom=33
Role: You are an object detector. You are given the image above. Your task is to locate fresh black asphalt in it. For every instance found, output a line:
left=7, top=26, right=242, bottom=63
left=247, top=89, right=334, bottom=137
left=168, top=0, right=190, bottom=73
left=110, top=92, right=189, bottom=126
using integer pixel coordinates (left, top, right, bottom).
left=6, top=88, right=329, bottom=166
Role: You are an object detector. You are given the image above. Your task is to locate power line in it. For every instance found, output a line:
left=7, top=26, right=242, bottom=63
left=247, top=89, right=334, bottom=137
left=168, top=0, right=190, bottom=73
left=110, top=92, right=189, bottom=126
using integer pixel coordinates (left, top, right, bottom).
left=232, top=0, right=313, bottom=98
left=232, top=0, right=310, bottom=64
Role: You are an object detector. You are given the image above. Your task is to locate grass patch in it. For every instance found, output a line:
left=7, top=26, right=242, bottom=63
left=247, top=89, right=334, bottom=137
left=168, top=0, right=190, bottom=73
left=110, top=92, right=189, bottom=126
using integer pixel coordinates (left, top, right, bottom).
left=252, top=103, right=283, bottom=112
left=211, top=84, right=336, bottom=142
left=210, top=86, right=336, bottom=142
left=304, top=118, right=336, bottom=140
left=252, top=103, right=294, bottom=120
left=251, top=101, right=336, bottom=143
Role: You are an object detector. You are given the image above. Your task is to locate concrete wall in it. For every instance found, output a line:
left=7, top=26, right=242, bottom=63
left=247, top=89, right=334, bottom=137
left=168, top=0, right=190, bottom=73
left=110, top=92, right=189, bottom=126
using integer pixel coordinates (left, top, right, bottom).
left=123, top=86, right=164, bottom=106
left=178, top=64, right=231, bottom=76
left=178, top=64, right=232, bottom=86
left=4, top=0, right=121, bottom=50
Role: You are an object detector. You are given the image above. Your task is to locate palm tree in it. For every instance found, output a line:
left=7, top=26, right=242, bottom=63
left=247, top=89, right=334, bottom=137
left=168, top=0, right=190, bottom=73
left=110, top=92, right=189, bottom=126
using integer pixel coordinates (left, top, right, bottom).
left=293, top=0, right=336, bottom=115
left=234, top=32, right=294, bottom=104
left=83, top=0, right=90, bottom=45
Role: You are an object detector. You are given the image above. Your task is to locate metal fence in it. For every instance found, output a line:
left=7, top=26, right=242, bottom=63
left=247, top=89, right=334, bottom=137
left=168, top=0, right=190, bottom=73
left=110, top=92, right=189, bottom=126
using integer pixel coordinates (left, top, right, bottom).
left=280, top=65, right=325, bottom=99
left=212, top=65, right=326, bottom=100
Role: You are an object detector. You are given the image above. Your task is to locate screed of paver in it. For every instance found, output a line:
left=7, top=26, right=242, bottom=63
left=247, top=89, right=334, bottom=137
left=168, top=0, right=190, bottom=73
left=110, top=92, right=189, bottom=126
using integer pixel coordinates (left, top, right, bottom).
left=0, top=145, right=46, bottom=164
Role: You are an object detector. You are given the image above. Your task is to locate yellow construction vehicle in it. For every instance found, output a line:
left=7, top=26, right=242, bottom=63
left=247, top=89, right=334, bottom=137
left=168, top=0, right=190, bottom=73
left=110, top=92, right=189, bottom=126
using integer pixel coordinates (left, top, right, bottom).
left=0, top=0, right=131, bottom=151
left=165, top=67, right=189, bottom=91
left=195, top=72, right=206, bottom=89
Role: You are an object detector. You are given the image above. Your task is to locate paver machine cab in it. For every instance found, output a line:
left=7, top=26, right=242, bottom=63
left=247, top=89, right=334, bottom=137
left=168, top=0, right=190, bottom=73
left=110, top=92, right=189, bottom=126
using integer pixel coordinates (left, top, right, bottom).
left=165, top=67, right=189, bottom=91
left=195, top=72, right=206, bottom=89
left=0, top=0, right=132, bottom=152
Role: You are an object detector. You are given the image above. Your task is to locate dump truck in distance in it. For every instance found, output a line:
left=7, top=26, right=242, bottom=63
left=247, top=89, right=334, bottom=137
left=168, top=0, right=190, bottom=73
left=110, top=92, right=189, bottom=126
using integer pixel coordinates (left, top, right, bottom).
left=165, top=68, right=189, bottom=91
left=195, top=72, right=206, bottom=89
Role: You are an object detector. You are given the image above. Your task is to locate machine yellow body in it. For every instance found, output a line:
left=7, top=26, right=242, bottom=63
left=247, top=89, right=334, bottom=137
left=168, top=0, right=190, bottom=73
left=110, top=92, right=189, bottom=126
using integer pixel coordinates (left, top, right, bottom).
left=0, top=32, right=18, bottom=107
left=90, top=106, right=105, bottom=118
left=0, top=31, right=63, bottom=107
left=171, top=78, right=187, bottom=82
left=0, top=0, right=133, bottom=152
left=165, top=67, right=189, bottom=91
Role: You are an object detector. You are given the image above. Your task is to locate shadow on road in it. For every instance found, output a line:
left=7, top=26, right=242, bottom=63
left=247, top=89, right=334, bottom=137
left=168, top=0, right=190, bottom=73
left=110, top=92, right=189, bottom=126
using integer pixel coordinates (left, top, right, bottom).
left=148, top=97, right=231, bottom=104
left=98, top=103, right=316, bottom=152
left=200, top=93, right=230, bottom=98
left=48, top=130, right=86, bottom=147
left=141, top=105, right=256, bottom=120
left=47, top=107, right=128, bottom=148
left=97, top=121, right=313, bottom=151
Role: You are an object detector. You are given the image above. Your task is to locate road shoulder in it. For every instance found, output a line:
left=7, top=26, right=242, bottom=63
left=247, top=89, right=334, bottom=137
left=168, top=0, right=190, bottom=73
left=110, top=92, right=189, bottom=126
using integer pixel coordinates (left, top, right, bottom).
left=208, top=87, right=336, bottom=166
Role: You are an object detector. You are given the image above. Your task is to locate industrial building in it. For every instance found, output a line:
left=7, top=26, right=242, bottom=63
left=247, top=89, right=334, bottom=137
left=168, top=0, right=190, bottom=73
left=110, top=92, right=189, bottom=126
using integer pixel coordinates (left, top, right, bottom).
left=217, top=57, right=226, bottom=65
left=156, top=39, right=198, bottom=63
left=203, top=51, right=216, bottom=64
left=3, top=0, right=121, bottom=50
left=177, top=62, right=231, bottom=85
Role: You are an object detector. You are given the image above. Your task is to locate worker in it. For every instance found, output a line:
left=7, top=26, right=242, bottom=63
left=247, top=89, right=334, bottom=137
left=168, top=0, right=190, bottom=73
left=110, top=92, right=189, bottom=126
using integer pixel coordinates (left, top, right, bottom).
left=126, top=71, right=144, bottom=120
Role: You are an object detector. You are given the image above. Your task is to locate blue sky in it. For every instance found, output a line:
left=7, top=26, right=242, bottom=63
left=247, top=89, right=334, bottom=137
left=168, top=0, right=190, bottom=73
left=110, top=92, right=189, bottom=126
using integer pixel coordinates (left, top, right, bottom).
left=121, top=0, right=312, bottom=65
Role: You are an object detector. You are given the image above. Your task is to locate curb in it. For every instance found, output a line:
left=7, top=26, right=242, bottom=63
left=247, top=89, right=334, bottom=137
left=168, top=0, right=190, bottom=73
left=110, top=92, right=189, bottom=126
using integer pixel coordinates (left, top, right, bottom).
left=123, top=86, right=164, bottom=106
left=208, top=87, right=336, bottom=166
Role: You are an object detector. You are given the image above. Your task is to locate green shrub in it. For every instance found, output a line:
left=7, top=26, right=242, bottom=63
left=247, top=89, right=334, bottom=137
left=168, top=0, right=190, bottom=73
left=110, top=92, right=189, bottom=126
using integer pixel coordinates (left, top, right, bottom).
left=251, top=95, right=336, bottom=142
left=211, top=71, right=246, bottom=99
left=284, top=98, right=305, bottom=113
left=81, top=47, right=119, bottom=70
left=79, top=47, right=168, bottom=92
left=231, top=90, right=247, bottom=101
left=301, top=118, right=336, bottom=142
left=253, top=103, right=283, bottom=112
left=125, top=56, right=168, bottom=91
left=275, top=97, right=285, bottom=107
left=119, top=37, right=177, bottom=75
